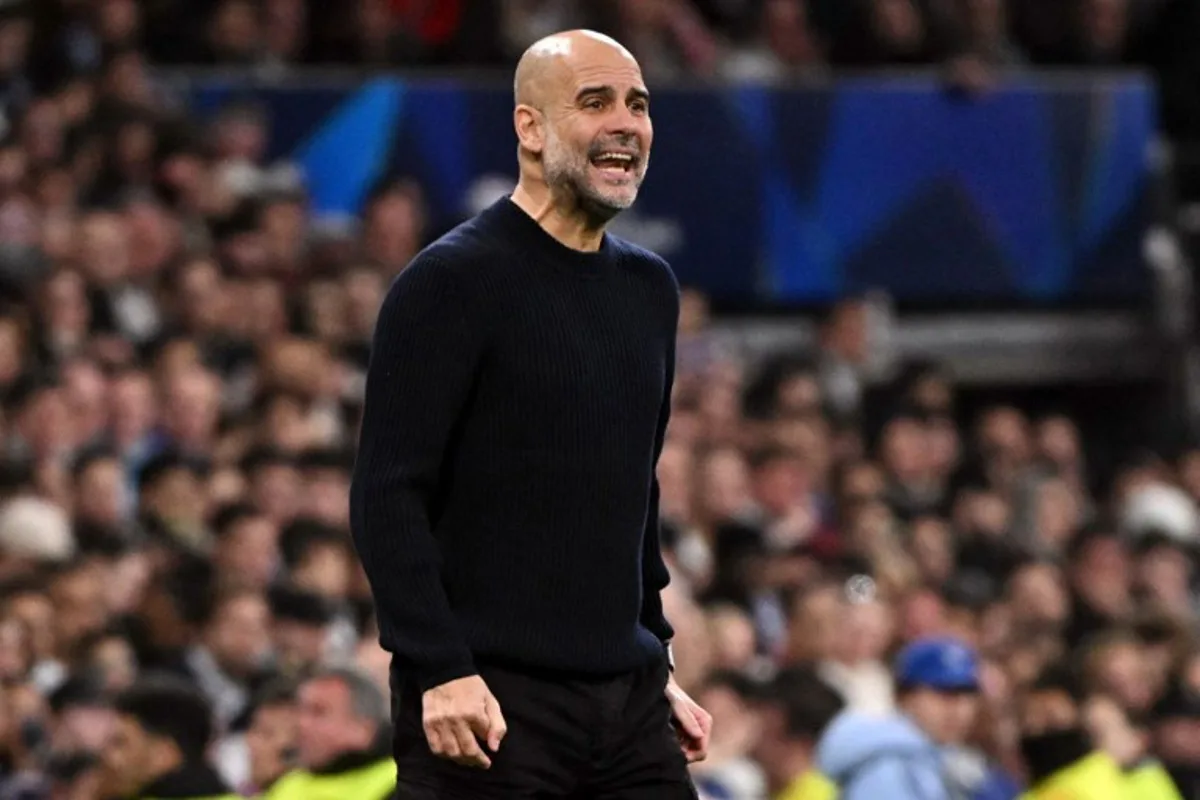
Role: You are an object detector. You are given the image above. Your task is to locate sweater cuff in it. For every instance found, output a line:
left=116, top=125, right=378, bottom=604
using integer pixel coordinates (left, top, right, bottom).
left=416, top=660, right=479, bottom=693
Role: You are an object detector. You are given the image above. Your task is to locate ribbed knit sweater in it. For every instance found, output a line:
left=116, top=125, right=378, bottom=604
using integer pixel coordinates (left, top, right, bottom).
left=350, top=197, right=677, bottom=692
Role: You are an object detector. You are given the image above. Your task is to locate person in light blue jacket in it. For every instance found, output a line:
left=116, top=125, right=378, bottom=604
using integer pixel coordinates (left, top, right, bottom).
left=816, top=637, right=1013, bottom=800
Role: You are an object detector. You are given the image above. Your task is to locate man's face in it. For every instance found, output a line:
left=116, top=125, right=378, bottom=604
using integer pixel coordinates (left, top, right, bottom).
left=295, top=678, right=372, bottom=770
left=206, top=594, right=272, bottom=678
left=246, top=702, right=297, bottom=788
left=99, top=715, right=155, bottom=798
left=904, top=687, right=979, bottom=746
left=538, top=43, right=652, bottom=220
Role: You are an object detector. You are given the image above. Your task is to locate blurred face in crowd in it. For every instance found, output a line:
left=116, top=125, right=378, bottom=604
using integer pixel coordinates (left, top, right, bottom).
left=250, top=462, right=302, bottom=525
left=341, top=266, right=384, bottom=339
left=1037, top=415, right=1082, bottom=471
left=787, top=584, right=843, bottom=663
left=262, top=394, right=312, bottom=453
left=50, top=563, right=108, bottom=655
left=162, top=368, right=221, bottom=451
left=0, top=616, right=32, bottom=680
left=16, top=384, right=73, bottom=460
left=98, top=0, right=141, bottom=45
left=87, top=634, right=139, bottom=691
left=274, top=617, right=328, bottom=674
left=109, top=369, right=156, bottom=448
left=6, top=589, right=54, bottom=663
left=902, top=686, right=978, bottom=746
left=100, top=715, right=177, bottom=799
left=698, top=448, right=752, bottom=524
left=0, top=12, right=31, bottom=76
left=204, top=591, right=272, bottom=678
left=261, top=197, right=307, bottom=271
left=176, top=257, right=226, bottom=334
left=838, top=599, right=894, bottom=665
left=871, top=0, right=925, bottom=52
left=0, top=316, right=24, bottom=386
left=141, top=465, right=207, bottom=526
left=699, top=681, right=760, bottom=763
left=978, top=406, right=1031, bottom=465
left=1080, top=0, right=1128, bottom=55
left=1137, top=542, right=1193, bottom=616
left=216, top=514, right=278, bottom=589
left=291, top=542, right=351, bottom=600
left=364, top=188, right=425, bottom=274
left=20, top=99, right=64, bottom=166
left=880, top=416, right=930, bottom=484
left=775, top=372, right=821, bottom=417
left=125, top=198, right=179, bottom=278
left=1088, top=639, right=1154, bottom=712
left=302, top=467, right=350, bottom=528
left=74, top=455, right=127, bottom=526
left=753, top=453, right=807, bottom=519
left=210, top=0, right=260, bottom=64
left=295, top=676, right=376, bottom=769
left=40, top=270, right=90, bottom=344
left=926, top=416, right=961, bottom=479
left=911, top=516, right=954, bottom=585
left=657, top=442, right=694, bottom=524
left=76, top=212, right=130, bottom=287
left=901, top=589, right=947, bottom=642
left=55, top=703, right=116, bottom=755
left=1072, top=535, right=1131, bottom=615
left=706, top=605, right=757, bottom=672
left=246, top=699, right=297, bottom=789
left=1033, top=477, right=1081, bottom=552
left=1006, top=562, right=1069, bottom=629
left=63, top=359, right=109, bottom=446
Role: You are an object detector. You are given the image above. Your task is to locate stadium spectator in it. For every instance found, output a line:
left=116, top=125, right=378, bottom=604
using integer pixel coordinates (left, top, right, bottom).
left=262, top=667, right=393, bottom=800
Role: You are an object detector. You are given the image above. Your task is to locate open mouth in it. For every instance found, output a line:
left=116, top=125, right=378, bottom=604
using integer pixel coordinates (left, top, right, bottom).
left=590, top=151, right=637, bottom=175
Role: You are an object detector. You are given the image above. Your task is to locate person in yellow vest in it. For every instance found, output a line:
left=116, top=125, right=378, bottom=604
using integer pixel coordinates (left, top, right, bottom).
left=1082, top=693, right=1182, bottom=800
left=1016, top=669, right=1125, bottom=800
left=264, top=666, right=394, bottom=800
left=98, top=673, right=241, bottom=800
left=751, top=666, right=845, bottom=800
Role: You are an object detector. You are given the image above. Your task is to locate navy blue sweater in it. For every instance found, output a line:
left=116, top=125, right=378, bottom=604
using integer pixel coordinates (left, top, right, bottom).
left=350, top=198, right=677, bottom=691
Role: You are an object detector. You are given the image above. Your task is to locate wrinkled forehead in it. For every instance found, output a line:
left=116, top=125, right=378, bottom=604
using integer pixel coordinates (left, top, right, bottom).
left=553, top=45, right=646, bottom=102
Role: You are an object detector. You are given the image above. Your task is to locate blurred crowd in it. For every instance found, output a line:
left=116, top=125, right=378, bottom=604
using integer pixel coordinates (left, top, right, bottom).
left=0, top=0, right=1187, bottom=799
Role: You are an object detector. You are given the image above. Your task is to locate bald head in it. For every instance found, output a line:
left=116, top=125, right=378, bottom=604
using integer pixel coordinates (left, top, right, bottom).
left=514, top=30, right=639, bottom=109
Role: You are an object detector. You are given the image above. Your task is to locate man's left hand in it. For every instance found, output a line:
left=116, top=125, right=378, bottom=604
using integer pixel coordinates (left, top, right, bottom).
left=665, top=675, right=712, bottom=762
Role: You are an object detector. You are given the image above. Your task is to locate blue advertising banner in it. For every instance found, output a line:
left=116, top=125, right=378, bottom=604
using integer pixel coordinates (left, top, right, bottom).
left=187, top=74, right=1157, bottom=307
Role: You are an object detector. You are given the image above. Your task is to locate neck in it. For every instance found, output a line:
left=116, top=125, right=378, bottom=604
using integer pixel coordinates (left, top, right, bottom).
left=510, top=179, right=607, bottom=252
left=767, top=749, right=813, bottom=794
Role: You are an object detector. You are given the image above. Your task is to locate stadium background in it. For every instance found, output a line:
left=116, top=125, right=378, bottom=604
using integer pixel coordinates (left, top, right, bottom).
left=0, top=0, right=1198, bottom=798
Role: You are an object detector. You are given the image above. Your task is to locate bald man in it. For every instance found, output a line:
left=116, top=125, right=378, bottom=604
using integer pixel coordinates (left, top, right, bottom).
left=350, top=30, right=710, bottom=799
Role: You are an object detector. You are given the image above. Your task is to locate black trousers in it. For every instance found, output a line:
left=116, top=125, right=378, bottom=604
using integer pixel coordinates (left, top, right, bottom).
left=391, top=656, right=700, bottom=799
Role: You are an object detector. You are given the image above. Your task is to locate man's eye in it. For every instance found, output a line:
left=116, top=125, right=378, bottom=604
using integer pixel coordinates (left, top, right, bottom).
left=585, top=98, right=604, bottom=110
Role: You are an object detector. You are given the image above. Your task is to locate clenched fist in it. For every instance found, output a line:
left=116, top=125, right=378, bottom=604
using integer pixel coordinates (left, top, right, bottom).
left=422, top=675, right=508, bottom=769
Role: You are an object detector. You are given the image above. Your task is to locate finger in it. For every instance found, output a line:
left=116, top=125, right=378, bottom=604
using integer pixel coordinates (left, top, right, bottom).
left=453, top=719, right=492, bottom=769
left=485, top=696, right=507, bottom=751
left=424, top=722, right=448, bottom=758
left=437, top=722, right=463, bottom=759
left=697, top=709, right=714, bottom=736
left=674, top=704, right=705, bottom=739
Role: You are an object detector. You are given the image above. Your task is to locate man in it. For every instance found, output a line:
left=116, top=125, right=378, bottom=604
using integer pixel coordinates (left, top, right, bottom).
left=264, top=667, right=394, bottom=800
left=816, top=637, right=994, bottom=800
left=350, top=27, right=710, bottom=799
left=99, top=674, right=239, bottom=800
left=1016, top=669, right=1124, bottom=800
left=753, top=667, right=844, bottom=800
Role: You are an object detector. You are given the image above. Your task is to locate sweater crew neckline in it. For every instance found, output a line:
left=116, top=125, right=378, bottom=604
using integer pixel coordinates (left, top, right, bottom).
left=484, top=197, right=617, bottom=278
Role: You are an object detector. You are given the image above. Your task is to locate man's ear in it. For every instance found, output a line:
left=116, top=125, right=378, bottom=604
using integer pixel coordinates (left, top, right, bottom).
left=514, top=105, right=544, bottom=155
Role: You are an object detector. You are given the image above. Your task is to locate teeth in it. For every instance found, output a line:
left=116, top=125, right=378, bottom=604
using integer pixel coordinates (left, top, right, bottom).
left=597, top=153, right=633, bottom=162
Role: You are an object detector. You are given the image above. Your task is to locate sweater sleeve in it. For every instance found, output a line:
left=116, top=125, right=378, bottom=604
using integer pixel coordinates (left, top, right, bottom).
left=349, top=254, right=479, bottom=692
left=638, top=284, right=678, bottom=646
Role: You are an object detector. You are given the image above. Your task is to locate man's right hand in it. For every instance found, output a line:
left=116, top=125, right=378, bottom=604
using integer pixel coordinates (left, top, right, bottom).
left=422, top=675, right=507, bottom=769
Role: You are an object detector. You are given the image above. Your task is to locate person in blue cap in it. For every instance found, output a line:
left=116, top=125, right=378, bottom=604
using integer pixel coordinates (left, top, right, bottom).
left=815, top=637, right=1018, bottom=800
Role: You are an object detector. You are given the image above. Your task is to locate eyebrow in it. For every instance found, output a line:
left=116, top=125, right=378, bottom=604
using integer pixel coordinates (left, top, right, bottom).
left=575, top=86, right=651, bottom=104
